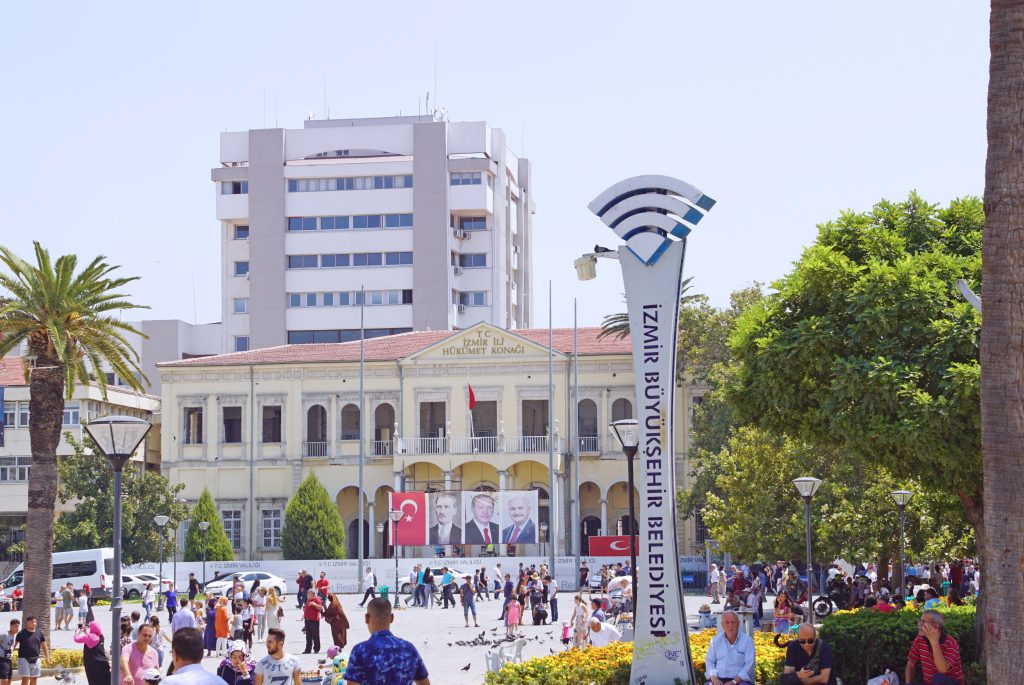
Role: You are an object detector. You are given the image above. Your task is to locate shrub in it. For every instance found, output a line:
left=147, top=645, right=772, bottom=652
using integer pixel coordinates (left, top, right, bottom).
left=691, top=629, right=786, bottom=685
left=12, top=649, right=84, bottom=669
left=819, top=604, right=977, bottom=685
left=184, top=488, right=234, bottom=561
left=281, top=473, right=346, bottom=560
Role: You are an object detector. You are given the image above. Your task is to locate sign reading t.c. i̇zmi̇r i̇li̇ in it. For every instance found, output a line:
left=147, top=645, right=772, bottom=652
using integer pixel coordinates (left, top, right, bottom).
left=589, top=175, right=716, bottom=685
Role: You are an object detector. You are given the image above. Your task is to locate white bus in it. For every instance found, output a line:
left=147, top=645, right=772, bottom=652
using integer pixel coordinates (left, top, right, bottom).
left=1, top=548, right=116, bottom=598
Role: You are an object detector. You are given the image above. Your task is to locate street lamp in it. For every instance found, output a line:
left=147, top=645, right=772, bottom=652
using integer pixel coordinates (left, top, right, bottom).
left=388, top=509, right=403, bottom=609
left=85, top=415, right=151, bottom=685
left=890, top=490, right=914, bottom=598
left=610, top=419, right=640, bottom=613
left=198, top=521, right=210, bottom=588
left=154, top=515, right=169, bottom=609
left=540, top=522, right=549, bottom=558
left=792, top=476, right=822, bottom=623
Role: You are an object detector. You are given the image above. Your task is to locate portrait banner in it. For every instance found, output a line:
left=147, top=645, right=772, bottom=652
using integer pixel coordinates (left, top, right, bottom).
left=496, top=490, right=539, bottom=545
left=461, top=491, right=501, bottom=545
left=427, top=491, right=462, bottom=546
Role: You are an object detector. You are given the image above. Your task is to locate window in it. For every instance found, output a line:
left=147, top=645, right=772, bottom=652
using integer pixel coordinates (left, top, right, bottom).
left=53, top=561, right=97, bottom=579
left=234, top=336, right=250, bottom=352
left=221, top=181, right=248, bottom=195
left=233, top=298, right=249, bottom=314
left=458, top=291, right=487, bottom=306
left=305, top=293, right=317, bottom=307
left=234, top=225, right=249, bottom=240
left=287, top=175, right=412, bottom=193
left=341, top=404, right=360, bottom=440
left=458, top=253, right=487, bottom=268
left=234, top=261, right=249, bottom=277
left=223, top=407, right=242, bottom=444
left=384, top=251, right=414, bottom=266
left=322, top=292, right=334, bottom=306
left=402, top=289, right=413, bottom=304
left=261, top=509, right=282, bottom=549
left=450, top=172, right=482, bottom=186
left=62, top=403, right=80, bottom=427
left=287, top=255, right=318, bottom=269
left=384, top=213, right=414, bottom=228
left=287, top=328, right=412, bottom=344
left=321, top=216, right=349, bottom=230
left=0, top=457, right=31, bottom=482
left=460, top=216, right=487, bottom=231
left=287, top=217, right=318, bottom=232
left=353, top=215, right=382, bottom=229
left=17, top=403, right=29, bottom=427
left=221, top=510, right=242, bottom=549
left=321, top=254, right=350, bottom=268
left=4, top=403, right=16, bottom=428
left=262, top=405, right=282, bottom=443
left=352, top=252, right=382, bottom=267
left=184, top=407, right=203, bottom=444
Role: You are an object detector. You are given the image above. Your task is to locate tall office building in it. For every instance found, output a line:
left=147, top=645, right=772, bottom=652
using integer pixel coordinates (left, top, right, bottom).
left=214, top=114, right=534, bottom=352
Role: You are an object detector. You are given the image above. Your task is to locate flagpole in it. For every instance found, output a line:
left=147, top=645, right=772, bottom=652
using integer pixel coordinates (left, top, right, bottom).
left=573, top=298, right=581, bottom=580
left=548, top=281, right=557, bottom=574
left=358, top=285, right=365, bottom=578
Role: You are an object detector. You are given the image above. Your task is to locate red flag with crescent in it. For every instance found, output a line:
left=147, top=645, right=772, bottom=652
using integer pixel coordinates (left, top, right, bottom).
left=588, top=535, right=638, bottom=556
left=468, top=384, right=476, bottom=410
left=389, top=492, right=427, bottom=545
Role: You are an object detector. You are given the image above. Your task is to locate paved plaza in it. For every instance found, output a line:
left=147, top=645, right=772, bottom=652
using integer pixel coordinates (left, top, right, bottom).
left=4, top=591, right=749, bottom=685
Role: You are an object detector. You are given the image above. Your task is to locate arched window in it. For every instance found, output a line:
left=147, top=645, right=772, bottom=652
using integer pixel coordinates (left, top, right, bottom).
left=373, top=403, right=396, bottom=455
left=578, top=399, right=599, bottom=452
left=612, top=398, right=633, bottom=422
left=306, top=405, right=327, bottom=442
left=341, top=404, right=360, bottom=440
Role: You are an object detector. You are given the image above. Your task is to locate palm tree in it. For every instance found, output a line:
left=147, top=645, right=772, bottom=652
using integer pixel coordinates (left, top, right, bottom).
left=597, top=276, right=697, bottom=339
left=0, top=243, right=147, bottom=637
left=980, top=2, right=1024, bottom=680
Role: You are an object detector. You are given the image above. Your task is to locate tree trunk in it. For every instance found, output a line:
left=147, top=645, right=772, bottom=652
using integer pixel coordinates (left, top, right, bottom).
left=981, top=2, right=1024, bottom=682
left=23, top=341, right=64, bottom=642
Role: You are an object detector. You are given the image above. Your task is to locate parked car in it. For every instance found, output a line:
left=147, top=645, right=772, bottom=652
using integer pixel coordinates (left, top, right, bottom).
left=121, top=573, right=171, bottom=599
left=204, top=571, right=287, bottom=597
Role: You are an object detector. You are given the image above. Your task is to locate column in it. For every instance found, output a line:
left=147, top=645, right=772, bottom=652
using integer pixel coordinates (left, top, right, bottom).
left=600, top=498, right=608, bottom=536
left=329, top=394, right=338, bottom=459
left=443, top=470, right=452, bottom=490
left=497, top=470, right=508, bottom=490
left=368, top=502, right=376, bottom=558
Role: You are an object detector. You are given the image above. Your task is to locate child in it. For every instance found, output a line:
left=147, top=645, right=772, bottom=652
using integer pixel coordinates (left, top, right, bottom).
left=560, top=621, right=571, bottom=649
left=231, top=605, right=244, bottom=641
left=504, top=595, right=522, bottom=638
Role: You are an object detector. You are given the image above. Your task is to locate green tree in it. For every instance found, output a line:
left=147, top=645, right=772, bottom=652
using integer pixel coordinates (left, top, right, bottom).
left=724, top=194, right=983, bottom=530
left=281, top=474, right=346, bottom=560
left=598, top=277, right=697, bottom=340
left=54, top=434, right=190, bottom=565
left=183, top=488, right=234, bottom=562
left=0, top=242, right=147, bottom=636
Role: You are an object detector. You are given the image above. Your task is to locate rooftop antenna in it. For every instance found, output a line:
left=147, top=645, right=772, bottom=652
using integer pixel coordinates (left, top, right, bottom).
left=275, top=95, right=278, bottom=127
left=192, top=272, right=198, bottom=325
left=425, top=92, right=430, bottom=117
left=263, top=89, right=266, bottom=128
left=433, top=44, right=438, bottom=115
left=323, top=74, right=327, bottom=120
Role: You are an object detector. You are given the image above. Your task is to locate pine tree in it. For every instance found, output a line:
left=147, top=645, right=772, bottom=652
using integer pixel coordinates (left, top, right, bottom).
left=282, top=473, right=346, bottom=560
left=183, top=488, right=235, bottom=562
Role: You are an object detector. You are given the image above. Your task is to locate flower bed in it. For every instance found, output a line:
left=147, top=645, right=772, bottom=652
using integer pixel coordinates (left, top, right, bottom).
left=12, top=649, right=84, bottom=669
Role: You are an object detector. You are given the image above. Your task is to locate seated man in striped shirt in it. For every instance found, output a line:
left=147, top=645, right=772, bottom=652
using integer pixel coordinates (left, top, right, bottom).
left=905, top=610, right=964, bottom=685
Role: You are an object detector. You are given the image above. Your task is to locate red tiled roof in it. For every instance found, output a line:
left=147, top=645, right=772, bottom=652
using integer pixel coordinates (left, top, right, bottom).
left=160, top=327, right=632, bottom=368
left=0, top=356, right=27, bottom=387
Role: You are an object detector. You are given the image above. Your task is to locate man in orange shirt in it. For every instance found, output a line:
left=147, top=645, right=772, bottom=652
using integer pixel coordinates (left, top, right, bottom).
left=315, top=573, right=330, bottom=603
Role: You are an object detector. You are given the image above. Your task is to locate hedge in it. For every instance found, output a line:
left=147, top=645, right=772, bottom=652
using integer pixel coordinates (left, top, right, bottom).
left=12, top=649, right=84, bottom=669
left=819, top=605, right=978, bottom=685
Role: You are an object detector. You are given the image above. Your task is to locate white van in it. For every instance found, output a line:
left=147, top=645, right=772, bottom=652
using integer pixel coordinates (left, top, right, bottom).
left=1, top=548, right=116, bottom=598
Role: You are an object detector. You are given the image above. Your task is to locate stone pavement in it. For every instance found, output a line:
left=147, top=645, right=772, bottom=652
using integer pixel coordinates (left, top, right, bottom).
left=7, top=591, right=759, bottom=685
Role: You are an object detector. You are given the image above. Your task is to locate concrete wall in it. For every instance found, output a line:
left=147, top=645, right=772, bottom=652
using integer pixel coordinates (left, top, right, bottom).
left=412, top=122, right=451, bottom=330
left=248, top=130, right=287, bottom=349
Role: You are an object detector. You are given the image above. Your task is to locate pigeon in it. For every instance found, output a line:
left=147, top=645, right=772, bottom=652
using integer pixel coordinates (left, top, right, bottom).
left=549, top=648, right=556, bottom=654
left=461, top=664, right=471, bottom=671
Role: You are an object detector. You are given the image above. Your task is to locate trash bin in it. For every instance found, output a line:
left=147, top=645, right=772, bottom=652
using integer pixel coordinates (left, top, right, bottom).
left=379, top=586, right=389, bottom=600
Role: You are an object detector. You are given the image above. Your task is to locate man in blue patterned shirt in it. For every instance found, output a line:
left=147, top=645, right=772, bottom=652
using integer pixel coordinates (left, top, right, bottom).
left=343, top=599, right=430, bottom=685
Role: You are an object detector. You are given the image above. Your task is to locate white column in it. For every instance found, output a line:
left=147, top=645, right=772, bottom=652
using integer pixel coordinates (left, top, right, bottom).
left=368, top=502, right=376, bottom=557
left=394, top=472, right=402, bottom=492
left=600, top=498, right=608, bottom=536
left=497, top=470, right=508, bottom=490
left=444, top=470, right=452, bottom=490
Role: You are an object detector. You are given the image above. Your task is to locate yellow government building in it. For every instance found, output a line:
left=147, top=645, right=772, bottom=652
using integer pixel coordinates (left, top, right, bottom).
left=158, top=321, right=705, bottom=560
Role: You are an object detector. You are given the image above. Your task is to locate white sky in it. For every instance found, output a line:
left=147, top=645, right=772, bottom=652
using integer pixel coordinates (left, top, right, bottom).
left=0, top=1, right=988, bottom=328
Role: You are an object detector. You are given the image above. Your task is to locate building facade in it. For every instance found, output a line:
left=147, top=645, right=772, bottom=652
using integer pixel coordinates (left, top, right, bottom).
left=0, top=356, right=161, bottom=563
left=158, top=322, right=704, bottom=561
left=215, top=115, right=535, bottom=354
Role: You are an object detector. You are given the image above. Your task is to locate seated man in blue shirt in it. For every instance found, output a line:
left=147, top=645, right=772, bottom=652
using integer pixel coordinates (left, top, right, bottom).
left=703, top=611, right=756, bottom=685
left=344, top=599, right=430, bottom=685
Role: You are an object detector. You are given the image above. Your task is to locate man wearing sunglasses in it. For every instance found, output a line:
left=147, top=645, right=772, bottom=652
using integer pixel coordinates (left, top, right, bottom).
left=780, top=623, right=835, bottom=685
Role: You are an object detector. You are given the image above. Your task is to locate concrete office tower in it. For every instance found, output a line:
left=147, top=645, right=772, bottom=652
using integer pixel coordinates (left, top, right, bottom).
left=214, top=115, right=535, bottom=353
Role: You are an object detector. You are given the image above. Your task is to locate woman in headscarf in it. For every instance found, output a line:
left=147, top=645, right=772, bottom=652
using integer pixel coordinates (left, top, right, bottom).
left=215, top=641, right=255, bottom=685
left=204, top=598, right=218, bottom=656
left=323, top=593, right=350, bottom=649
left=73, top=620, right=110, bottom=685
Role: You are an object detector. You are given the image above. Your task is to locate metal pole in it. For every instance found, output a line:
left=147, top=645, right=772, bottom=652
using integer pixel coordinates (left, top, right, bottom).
left=804, top=497, right=813, bottom=622
left=572, top=299, right=581, bottom=584
left=249, top=364, right=255, bottom=560
left=111, top=468, right=124, bottom=685
left=202, top=527, right=208, bottom=587
left=173, top=530, right=178, bottom=596
left=899, top=505, right=906, bottom=598
left=393, top=519, right=401, bottom=610
left=157, top=528, right=164, bottom=609
left=625, top=446, right=639, bottom=615
left=358, top=286, right=365, bottom=581
left=547, top=281, right=556, bottom=574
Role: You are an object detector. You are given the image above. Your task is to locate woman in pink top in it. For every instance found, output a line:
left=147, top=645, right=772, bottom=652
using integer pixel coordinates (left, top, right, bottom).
left=73, top=621, right=110, bottom=685
left=119, top=624, right=158, bottom=685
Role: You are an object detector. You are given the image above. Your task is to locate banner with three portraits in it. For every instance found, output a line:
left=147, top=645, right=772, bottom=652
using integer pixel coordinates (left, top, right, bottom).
left=400, top=490, right=539, bottom=546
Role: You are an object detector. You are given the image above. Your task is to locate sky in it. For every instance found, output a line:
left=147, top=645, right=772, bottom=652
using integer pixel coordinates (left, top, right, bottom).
left=0, top=1, right=989, bottom=329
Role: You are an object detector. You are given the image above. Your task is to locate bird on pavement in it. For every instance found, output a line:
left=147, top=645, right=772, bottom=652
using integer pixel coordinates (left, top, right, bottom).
left=461, top=664, right=471, bottom=671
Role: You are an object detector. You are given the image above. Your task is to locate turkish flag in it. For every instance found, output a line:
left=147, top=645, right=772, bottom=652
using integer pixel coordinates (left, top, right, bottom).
left=389, top=492, right=427, bottom=545
left=588, top=535, right=638, bottom=556
left=468, top=384, right=476, bottom=410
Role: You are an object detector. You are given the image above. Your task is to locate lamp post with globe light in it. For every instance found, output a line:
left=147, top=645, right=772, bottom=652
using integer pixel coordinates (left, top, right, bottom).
left=154, top=515, right=169, bottom=608
left=198, top=521, right=210, bottom=587
left=792, top=476, right=822, bottom=622
left=610, top=419, right=640, bottom=610
left=85, top=415, right=151, bottom=685
left=890, top=490, right=914, bottom=597
left=389, top=509, right=403, bottom=609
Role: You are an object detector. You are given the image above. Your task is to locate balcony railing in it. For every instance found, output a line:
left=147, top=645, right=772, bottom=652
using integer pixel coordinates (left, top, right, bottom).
left=578, top=436, right=601, bottom=453
left=396, top=435, right=561, bottom=456
left=450, top=436, right=500, bottom=454
left=371, top=440, right=394, bottom=456
left=303, top=441, right=329, bottom=457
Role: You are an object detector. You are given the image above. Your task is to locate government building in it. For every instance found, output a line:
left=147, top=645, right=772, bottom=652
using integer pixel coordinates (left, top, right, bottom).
left=157, top=322, right=705, bottom=560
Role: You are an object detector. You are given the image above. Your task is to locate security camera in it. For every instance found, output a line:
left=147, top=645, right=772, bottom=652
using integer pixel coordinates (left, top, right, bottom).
left=574, top=255, right=597, bottom=281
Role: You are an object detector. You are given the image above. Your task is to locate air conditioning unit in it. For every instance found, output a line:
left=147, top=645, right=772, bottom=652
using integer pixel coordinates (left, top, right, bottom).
left=454, top=266, right=464, bottom=276
left=453, top=229, right=467, bottom=240
left=511, top=282, right=517, bottom=290
left=457, top=304, right=466, bottom=314
left=512, top=245, right=520, bottom=254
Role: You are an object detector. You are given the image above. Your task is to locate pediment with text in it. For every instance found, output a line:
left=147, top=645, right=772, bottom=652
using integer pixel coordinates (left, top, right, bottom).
left=406, top=322, right=561, bottom=362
